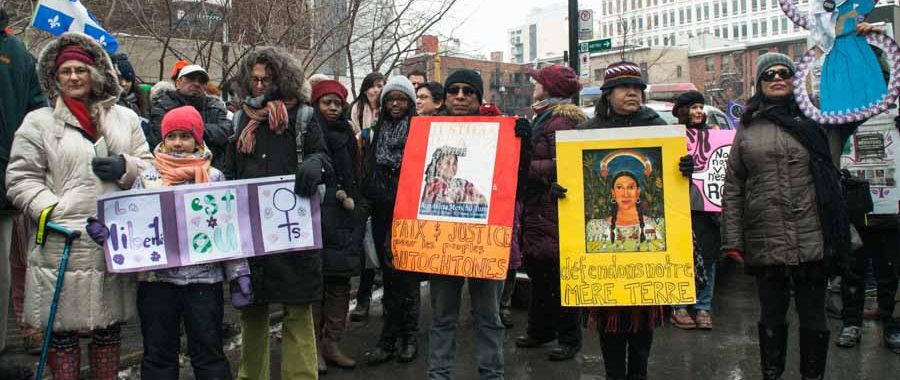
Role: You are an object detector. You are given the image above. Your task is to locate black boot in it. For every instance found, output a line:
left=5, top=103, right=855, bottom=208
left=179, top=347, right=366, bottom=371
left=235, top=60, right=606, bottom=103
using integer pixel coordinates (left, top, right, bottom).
left=799, top=328, right=829, bottom=380
left=365, top=342, right=396, bottom=366
left=397, top=334, right=418, bottom=363
left=758, top=323, right=787, bottom=380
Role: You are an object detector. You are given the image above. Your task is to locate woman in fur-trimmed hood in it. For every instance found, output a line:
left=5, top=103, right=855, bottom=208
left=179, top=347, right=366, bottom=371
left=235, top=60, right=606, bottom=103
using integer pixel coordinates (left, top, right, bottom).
left=5, top=32, right=152, bottom=379
left=516, top=64, right=588, bottom=361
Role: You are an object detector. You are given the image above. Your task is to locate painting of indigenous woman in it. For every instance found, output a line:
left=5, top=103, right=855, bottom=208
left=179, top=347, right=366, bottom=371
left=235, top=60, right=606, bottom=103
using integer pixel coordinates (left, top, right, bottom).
left=583, top=148, right=667, bottom=253
left=419, top=145, right=488, bottom=216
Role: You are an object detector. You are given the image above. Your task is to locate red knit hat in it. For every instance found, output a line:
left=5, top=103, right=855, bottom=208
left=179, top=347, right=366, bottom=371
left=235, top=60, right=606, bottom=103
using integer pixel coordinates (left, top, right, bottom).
left=55, top=44, right=95, bottom=68
left=311, top=79, right=348, bottom=106
left=161, top=106, right=204, bottom=146
left=527, top=65, right=582, bottom=98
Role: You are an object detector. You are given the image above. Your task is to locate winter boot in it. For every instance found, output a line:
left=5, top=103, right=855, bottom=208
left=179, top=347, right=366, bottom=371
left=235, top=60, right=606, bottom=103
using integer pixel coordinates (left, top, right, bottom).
left=88, top=343, right=121, bottom=380
left=836, top=325, right=861, bottom=348
left=47, top=346, right=80, bottom=380
left=322, top=339, right=357, bottom=368
left=397, top=334, right=418, bottom=363
left=799, top=328, right=829, bottom=380
left=317, top=342, right=328, bottom=374
left=758, top=323, right=787, bottom=380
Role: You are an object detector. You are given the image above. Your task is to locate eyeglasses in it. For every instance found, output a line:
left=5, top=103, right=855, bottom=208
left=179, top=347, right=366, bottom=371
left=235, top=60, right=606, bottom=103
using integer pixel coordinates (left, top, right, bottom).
left=58, top=67, right=90, bottom=78
left=447, top=85, right=476, bottom=96
left=760, top=68, right=794, bottom=82
left=251, top=76, right=272, bottom=85
left=386, top=96, right=409, bottom=104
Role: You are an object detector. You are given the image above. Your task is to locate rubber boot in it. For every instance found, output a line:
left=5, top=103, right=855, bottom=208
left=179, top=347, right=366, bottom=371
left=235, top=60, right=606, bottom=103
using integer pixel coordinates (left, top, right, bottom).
left=322, top=339, right=357, bottom=368
left=88, top=343, right=120, bottom=380
left=48, top=346, right=80, bottom=380
left=799, top=329, right=829, bottom=380
left=758, top=323, right=787, bottom=380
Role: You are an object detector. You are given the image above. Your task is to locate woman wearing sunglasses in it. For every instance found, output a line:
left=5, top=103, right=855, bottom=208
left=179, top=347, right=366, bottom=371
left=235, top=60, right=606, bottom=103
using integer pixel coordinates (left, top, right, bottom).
left=721, top=52, right=848, bottom=380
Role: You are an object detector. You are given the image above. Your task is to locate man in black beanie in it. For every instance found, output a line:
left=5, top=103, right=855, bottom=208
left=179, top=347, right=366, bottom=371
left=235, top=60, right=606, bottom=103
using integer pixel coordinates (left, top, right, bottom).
left=426, top=69, right=519, bottom=380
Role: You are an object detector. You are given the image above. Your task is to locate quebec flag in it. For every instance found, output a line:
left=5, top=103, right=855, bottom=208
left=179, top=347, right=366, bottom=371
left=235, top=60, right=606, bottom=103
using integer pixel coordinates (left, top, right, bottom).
left=31, top=0, right=119, bottom=53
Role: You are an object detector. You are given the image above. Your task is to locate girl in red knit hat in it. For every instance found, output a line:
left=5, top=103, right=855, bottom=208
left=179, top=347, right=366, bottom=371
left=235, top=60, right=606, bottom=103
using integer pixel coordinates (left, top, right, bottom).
left=92, top=105, right=252, bottom=378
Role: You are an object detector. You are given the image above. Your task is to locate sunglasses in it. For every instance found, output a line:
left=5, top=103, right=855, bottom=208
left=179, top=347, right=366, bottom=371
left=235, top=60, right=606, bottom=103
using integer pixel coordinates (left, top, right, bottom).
left=760, top=68, right=794, bottom=81
left=447, top=85, right=476, bottom=96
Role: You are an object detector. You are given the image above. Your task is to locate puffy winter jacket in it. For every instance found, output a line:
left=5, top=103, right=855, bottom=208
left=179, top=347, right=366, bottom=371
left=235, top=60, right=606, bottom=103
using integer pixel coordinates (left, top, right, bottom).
left=521, top=103, right=586, bottom=261
left=721, top=107, right=824, bottom=267
left=5, top=32, right=153, bottom=331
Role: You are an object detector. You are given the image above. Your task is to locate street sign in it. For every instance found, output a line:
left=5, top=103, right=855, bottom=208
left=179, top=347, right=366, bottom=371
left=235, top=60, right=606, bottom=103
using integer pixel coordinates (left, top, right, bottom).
left=579, top=38, right=612, bottom=53
left=580, top=52, right=590, bottom=80
left=578, top=9, right=593, bottom=41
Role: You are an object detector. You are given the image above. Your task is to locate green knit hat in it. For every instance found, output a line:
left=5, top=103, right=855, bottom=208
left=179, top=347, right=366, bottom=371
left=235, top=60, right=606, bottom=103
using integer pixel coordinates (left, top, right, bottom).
left=755, top=52, right=796, bottom=82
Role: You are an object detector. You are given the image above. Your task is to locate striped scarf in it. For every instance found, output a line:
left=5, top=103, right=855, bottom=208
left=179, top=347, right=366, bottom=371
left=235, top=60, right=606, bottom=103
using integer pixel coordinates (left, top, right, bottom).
left=236, top=100, right=289, bottom=154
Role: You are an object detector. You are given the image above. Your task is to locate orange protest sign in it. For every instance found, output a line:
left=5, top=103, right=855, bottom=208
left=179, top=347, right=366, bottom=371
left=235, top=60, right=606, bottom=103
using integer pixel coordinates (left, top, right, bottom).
left=391, top=116, right=520, bottom=280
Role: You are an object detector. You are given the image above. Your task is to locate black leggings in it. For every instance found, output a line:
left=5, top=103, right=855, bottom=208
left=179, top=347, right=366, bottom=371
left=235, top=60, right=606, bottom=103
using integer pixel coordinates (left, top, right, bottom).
left=599, top=329, right=653, bottom=379
left=755, top=262, right=828, bottom=331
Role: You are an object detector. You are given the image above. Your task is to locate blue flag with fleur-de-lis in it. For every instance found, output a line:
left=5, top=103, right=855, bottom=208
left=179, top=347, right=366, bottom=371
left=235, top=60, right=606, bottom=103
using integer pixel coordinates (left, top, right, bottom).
left=31, top=0, right=119, bottom=53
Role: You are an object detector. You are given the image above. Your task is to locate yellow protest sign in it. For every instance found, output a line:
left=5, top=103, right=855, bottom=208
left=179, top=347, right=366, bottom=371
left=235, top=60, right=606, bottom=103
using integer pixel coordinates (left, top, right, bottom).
left=556, top=126, right=695, bottom=307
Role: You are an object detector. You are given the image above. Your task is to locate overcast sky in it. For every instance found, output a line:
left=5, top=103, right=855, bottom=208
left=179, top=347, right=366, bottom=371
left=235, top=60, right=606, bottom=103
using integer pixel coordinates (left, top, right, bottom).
left=436, top=0, right=604, bottom=57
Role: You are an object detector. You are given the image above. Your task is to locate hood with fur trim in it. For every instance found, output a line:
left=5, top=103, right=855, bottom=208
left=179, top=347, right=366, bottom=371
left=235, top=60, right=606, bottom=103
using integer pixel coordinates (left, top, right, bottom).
left=551, top=103, right=587, bottom=125
left=37, top=32, right=121, bottom=103
left=232, top=48, right=310, bottom=103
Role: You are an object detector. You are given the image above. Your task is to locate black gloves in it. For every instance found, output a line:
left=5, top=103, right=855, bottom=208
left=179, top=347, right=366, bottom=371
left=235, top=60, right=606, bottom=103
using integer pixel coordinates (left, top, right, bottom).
left=515, top=118, right=532, bottom=139
left=550, top=182, right=567, bottom=199
left=295, top=158, right=324, bottom=197
left=92, top=155, right=126, bottom=181
left=679, top=154, right=694, bottom=177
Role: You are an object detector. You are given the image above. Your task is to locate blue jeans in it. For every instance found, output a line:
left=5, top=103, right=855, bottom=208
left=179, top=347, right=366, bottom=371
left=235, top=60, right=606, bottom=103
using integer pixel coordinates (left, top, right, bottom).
left=695, top=261, right=716, bottom=311
left=427, top=275, right=504, bottom=380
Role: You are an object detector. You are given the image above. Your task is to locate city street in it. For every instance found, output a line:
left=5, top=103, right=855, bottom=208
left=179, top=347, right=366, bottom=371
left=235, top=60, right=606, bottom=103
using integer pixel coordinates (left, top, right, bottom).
left=7, top=262, right=894, bottom=379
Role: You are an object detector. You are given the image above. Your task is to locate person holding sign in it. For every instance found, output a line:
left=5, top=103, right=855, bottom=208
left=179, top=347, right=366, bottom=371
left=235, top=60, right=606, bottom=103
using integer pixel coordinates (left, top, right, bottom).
left=89, top=105, right=250, bottom=378
left=576, top=61, right=668, bottom=380
left=671, top=91, right=722, bottom=330
left=5, top=32, right=153, bottom=379
left=362, top=75, right=422, bottom=366
left=224, top=48, right=329, bottom=380
left=425, top=69, right=532, bottom=380
left=721, top=53, right=848, bottom=380
left=308, top=79, right=366, bottom=372
left=514, top=65, right=587, bottom=362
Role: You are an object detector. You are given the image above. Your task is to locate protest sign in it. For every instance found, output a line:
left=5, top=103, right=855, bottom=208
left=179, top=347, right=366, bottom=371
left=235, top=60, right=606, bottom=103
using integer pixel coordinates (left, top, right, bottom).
left=686, top=128, right=736, bottom=212
left=556, top=126, right=694, bottom=307
left=98, top=175, right=321, bottom=273
left=841, top=110, right=900, bottom=214
left=391, top=117, right=520, bottom=280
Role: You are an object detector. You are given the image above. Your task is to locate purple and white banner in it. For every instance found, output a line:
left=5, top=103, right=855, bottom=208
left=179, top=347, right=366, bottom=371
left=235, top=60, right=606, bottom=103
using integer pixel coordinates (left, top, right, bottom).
left=97, top=175, right=321, bottom=273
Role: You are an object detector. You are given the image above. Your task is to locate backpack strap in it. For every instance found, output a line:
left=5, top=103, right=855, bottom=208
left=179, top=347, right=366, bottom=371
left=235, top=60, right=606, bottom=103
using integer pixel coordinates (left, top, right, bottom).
left=293, top=104, right=314, bottom=172
left=232, top=109, right=243, bottom=135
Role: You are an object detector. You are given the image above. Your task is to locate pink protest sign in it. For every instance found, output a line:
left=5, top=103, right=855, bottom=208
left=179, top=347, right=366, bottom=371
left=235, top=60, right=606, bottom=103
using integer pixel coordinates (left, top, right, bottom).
left=97, top=175, right=322, bottom=273
left=686, top=128, right=736, bottom=212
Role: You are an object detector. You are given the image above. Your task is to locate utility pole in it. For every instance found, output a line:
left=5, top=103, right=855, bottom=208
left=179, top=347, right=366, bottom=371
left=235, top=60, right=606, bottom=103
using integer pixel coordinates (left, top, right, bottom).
left=568, top=0, right=579, bottom=105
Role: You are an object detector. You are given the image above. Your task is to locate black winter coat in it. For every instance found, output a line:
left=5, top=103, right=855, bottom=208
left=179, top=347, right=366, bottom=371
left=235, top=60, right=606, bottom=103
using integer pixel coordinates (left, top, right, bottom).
left=148, top=91, right=232, bottom=170
left=224, top=105, right=328, bottom=305
left=319, top=114, right=366, bottom=278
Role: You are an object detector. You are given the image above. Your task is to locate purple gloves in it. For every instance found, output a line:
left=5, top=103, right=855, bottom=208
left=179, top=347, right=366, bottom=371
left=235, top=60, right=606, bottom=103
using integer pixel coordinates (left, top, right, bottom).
left=230, top=275, right=253, bottom=309
left=85, top=217, right=109, bottom=246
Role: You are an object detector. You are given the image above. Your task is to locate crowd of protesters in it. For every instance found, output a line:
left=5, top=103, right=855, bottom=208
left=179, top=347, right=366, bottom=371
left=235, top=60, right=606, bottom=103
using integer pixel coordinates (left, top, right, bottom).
left=1, top=14, right=899, bottom=380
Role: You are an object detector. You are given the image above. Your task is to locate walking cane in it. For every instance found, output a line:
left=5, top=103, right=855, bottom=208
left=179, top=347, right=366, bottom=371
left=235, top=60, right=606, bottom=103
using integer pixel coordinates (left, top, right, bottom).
left=34, top=222, right=81, bottom=380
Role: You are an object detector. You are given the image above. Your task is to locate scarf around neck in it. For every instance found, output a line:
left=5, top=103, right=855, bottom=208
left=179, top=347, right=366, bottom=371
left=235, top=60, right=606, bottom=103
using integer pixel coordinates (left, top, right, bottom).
left=236, top=100, right=290, bottom=154
left=154, top=146, right=212, bottom=186
left=63, top=95, right=98, bottom=141
left=757, top=99, right=850, bottom=264
left=375, top=117, right=410, bottom=169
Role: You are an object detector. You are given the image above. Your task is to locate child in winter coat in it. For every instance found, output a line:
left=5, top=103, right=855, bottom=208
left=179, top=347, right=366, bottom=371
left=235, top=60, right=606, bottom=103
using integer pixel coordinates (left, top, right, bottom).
left=88, top=105, right=253, bottom=379
left=309, top=80, right=367, bottom=373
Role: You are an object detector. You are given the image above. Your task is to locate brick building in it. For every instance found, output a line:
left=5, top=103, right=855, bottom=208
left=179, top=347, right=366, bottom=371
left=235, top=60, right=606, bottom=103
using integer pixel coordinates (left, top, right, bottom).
left=403, top=55, right=535, bottom=116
